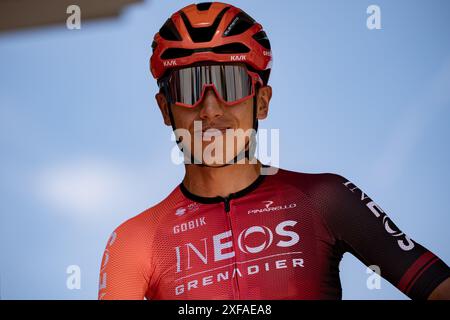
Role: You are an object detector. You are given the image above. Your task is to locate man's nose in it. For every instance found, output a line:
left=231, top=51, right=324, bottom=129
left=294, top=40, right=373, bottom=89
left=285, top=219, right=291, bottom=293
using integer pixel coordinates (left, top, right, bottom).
left=198, top=87, right=224, bottom=121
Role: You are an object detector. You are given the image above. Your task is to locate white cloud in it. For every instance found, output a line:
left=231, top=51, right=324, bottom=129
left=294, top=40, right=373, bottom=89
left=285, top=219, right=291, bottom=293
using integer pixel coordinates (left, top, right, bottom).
left=33, top=157, right=132, bottom=222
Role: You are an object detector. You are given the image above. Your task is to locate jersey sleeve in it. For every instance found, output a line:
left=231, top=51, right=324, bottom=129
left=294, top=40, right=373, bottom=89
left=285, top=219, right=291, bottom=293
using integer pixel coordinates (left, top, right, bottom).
left=305, top=173, right=450, bottom=300
left=98, top=218, right=153, bottom=300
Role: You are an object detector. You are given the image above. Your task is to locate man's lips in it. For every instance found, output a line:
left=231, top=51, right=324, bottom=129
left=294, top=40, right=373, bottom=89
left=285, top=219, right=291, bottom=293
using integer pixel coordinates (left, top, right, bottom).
left=195, top=127, right=233, bottom=139
left=203, top=127, right=231, bottom=132
left=194, top=126, right=233, bottom=133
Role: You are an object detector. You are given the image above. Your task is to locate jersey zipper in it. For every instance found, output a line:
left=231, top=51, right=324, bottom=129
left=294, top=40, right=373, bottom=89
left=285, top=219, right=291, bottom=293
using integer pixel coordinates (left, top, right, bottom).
left=223, top=196, right=241, bottom=299
left=223, top=196, right=231, bottom=213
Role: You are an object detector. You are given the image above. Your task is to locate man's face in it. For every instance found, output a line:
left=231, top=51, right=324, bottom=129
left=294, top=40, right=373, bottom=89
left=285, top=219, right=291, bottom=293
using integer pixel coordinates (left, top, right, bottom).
left=156, top=72, right=272, bottom=166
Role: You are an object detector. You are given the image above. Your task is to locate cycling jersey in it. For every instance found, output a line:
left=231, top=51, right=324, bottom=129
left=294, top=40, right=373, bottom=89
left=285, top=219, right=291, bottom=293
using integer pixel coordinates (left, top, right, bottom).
left=98, top=167, right=450, bottom=300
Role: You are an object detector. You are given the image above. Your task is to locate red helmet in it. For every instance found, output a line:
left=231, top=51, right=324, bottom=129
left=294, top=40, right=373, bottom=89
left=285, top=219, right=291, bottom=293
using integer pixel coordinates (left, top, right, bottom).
left=150, top=2, right=272, bottom=84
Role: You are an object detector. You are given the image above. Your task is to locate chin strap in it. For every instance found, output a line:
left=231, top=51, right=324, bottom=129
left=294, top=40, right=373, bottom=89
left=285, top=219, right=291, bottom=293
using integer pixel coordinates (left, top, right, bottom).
left=169, top=91, right=259, bottom=167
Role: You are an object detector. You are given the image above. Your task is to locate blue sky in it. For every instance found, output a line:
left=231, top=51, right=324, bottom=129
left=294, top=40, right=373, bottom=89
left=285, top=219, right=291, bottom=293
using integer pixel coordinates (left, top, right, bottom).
left=0, top=0, right=449, bottom=299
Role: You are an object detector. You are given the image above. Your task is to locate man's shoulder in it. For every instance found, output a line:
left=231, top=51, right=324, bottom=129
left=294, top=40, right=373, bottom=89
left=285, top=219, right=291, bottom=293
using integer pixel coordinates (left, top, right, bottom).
left=273, top=167, right=347, bottom=188
left=271, top=167, right=356, bottom=207
left=108, top=183, right=184, bottom=242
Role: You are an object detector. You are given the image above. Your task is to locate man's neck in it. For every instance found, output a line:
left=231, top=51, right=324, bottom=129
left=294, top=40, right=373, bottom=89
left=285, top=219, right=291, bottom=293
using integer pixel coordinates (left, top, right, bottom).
left=182, top=161, right=263, bottom=198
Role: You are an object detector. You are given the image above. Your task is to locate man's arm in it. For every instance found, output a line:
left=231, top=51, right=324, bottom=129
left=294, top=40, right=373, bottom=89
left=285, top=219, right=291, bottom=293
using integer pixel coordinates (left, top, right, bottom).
left=98, top=219, right=153, bottom=300
left=428, top=277, right=450, bottom=300
left=303, top=173, right=450, bottom=300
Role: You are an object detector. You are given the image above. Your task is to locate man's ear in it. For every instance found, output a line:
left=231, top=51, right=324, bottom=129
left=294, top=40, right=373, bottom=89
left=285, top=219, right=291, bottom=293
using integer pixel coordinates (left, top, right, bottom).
left=256, top=85, right=272, bottom=120
left=155, top=93, right=172, bottom=126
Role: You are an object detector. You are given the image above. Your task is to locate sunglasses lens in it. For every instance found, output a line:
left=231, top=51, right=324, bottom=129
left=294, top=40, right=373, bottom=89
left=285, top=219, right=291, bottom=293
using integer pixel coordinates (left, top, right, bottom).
left=163, top=64, right=254, bottom=107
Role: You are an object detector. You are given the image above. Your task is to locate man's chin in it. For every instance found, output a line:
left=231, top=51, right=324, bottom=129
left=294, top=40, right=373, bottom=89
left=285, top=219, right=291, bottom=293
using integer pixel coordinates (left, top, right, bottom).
left=199, top=154, right=253, bottom=166
left=184, top=145, right=251, bottom=166
left=200, top=156, right=234, bottom=167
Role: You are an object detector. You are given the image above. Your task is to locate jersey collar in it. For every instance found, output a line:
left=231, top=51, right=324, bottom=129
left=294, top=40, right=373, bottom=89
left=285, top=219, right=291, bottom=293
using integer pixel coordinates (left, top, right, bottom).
left=179, top=169, right=267, bottom=204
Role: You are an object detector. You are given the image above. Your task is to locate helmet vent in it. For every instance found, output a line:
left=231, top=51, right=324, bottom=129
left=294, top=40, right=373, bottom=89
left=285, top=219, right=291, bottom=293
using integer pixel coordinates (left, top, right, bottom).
left=223, top=12, right=255, bottom=37
left=252, top=30, right=271, bottom=49
left=161, top=48, right=194, bottom=59
left=196, top=2, right=212, bottom=11
left=161, top=42, right=249, bottom=60
left=212, top=43, right=250, bottom=54
left=180, top=7, right=230, bottom=43
left=159, top=18, right=182, bottom=41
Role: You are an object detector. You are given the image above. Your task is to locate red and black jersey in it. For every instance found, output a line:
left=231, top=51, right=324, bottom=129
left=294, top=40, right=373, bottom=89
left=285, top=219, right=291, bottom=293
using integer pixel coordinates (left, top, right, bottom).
left=98, top=167, right=450, bottom=299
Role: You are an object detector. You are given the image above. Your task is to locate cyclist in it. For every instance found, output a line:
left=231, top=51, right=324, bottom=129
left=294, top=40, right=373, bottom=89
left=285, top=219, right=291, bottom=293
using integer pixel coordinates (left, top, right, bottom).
left=98, top=2, right=450, bottom=299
